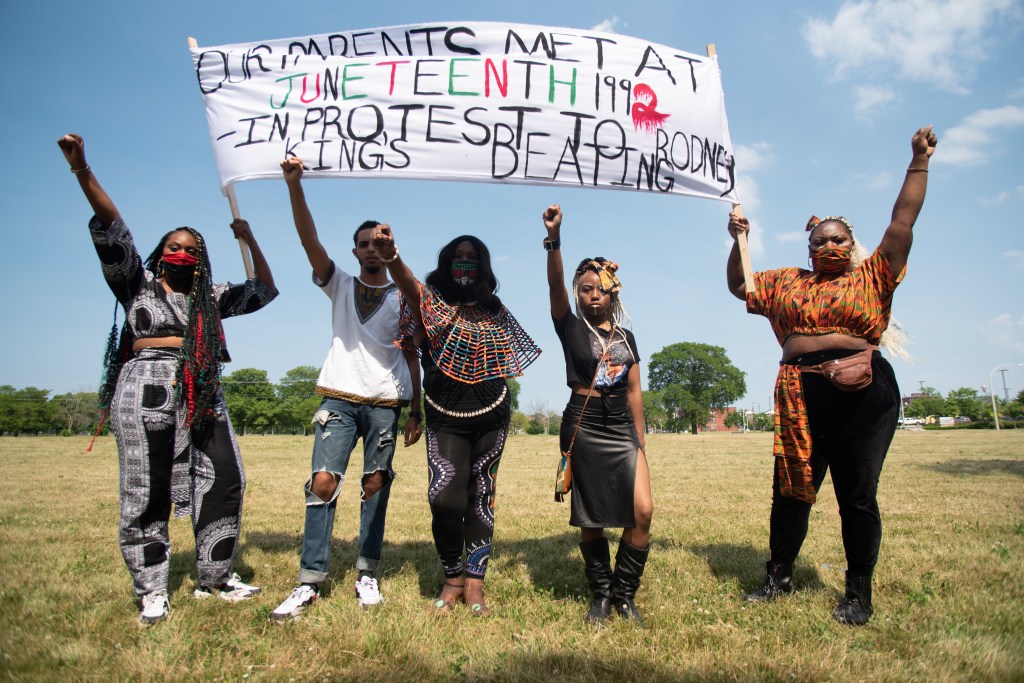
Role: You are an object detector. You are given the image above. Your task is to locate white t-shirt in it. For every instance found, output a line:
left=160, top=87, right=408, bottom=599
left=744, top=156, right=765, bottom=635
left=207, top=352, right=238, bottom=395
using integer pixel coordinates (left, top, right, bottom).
left=314, top=262, right=412, bottom=406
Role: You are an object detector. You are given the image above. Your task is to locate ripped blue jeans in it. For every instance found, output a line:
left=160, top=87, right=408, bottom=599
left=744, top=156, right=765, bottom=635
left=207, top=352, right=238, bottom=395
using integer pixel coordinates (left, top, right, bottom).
left=299, top=396, right=400, bottom=585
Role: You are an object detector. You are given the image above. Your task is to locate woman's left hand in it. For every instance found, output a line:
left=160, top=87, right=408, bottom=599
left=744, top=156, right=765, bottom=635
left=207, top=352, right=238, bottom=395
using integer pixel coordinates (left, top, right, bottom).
left=911, top=125, right=937, bottom=158
left=404, top=416, right=422, bottom=446
left=230, top=218, right=255, bottom=244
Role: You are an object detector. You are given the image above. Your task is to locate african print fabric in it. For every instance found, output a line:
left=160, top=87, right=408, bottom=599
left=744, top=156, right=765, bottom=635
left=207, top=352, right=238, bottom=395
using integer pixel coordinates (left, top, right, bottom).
left=746, top=248, right=904, bottom=347
left=749, top=248, right=904, bottom=505
left=111, top=349, right=246, bottom=594
left=413, top=283, right=541, bottom=384
left=772, top=364, right=815, bottom=504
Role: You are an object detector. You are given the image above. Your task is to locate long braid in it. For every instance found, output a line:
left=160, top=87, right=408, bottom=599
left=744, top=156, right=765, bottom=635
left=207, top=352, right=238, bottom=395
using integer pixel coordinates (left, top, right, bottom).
left=171, top=227, right=223, bottom=435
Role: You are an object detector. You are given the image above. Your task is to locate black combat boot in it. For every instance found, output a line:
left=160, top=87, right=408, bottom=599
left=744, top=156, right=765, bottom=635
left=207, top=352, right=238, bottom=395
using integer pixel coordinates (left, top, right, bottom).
left=832, top=571, right=873, bottom=626
left=611, top=540, right=649, bottom=627
left=579, top=537, right=613, bottom=624
left=743, top=561, right=794, bottom=602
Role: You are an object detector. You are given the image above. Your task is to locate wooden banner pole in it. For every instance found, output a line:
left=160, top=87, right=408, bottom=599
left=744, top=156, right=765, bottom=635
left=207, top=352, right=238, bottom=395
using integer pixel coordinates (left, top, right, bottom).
left=707, top=43, right=753, bottom=294
left=188, top=36, right=255, bottom=279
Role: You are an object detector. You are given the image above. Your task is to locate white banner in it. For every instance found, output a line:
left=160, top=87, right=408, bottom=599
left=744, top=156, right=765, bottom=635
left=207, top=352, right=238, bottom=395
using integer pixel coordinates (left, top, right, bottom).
left=191, top=22, right=738, bottom=202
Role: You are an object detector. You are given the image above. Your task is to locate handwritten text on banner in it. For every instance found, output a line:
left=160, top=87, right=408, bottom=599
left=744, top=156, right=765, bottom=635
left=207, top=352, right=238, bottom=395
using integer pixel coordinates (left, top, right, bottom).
left=191, top=22, right=738, bottom=202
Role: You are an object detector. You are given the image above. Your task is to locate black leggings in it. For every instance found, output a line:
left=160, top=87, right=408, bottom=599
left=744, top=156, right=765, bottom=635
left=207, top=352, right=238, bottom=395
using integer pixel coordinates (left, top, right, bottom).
left=769, top=352, right=900, bottom=576
left=424, top=402, right=511, bottom=580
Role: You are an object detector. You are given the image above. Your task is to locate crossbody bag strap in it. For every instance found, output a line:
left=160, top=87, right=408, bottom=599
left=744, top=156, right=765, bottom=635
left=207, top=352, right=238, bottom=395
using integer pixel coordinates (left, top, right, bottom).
left=564, top=324, right=616, bottom=456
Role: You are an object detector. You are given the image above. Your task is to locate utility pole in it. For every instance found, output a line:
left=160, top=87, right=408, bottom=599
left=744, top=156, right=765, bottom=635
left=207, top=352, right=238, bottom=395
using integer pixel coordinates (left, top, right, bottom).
left=999, top=369, right=1011, bottom=403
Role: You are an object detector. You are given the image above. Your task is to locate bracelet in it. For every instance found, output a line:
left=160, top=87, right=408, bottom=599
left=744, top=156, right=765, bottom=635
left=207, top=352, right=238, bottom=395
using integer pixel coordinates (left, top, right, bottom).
left=543, top=237, right=561, bottom=251
left=906, top=167, right=928, bottom=173
left=381, top=249, right=399, bottom=263
left=408, top=411, right=422, bottom=420
left=70, top=165, right=91, bottom=175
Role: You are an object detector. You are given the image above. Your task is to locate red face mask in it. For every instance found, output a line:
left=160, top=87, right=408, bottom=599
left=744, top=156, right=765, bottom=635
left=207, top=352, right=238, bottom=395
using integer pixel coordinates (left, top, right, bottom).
left=811, top=245, right=852, bottom=274
left=161, top=251, right=198, bottom=283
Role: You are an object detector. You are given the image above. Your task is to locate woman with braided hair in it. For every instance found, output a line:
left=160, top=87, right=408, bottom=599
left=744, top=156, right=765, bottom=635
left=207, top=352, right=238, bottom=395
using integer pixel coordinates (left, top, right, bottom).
left=371, top=226, right=540, bottom=616
left=542, top=204, right=652, bottom=626
left=727, top=126, right=937, bottom=626
left=59, top=133, right=278, bottom=626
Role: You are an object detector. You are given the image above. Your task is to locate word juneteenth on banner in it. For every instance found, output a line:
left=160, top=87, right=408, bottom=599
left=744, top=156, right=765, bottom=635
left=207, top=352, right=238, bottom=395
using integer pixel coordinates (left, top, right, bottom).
left=191, top=22, right=738, bottom=203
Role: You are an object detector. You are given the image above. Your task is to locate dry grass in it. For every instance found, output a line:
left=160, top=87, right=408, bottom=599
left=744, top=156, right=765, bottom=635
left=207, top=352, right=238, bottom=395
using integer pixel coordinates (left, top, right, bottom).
left=1, top=431, right=1022, bottom=682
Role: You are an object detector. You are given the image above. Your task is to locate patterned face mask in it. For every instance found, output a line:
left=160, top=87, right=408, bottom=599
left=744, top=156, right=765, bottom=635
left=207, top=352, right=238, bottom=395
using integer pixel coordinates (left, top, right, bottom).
left=451, top=260, right=479, bottom=285
left=811, top=245, right=852, bottom=274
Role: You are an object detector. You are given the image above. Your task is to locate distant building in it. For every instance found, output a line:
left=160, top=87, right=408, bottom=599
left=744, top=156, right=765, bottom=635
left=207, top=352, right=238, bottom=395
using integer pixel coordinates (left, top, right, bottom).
left=700, top=407, right=741, bottom=433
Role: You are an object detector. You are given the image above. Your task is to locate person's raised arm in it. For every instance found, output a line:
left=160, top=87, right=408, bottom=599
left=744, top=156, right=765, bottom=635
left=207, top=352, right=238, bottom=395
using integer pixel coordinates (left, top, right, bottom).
left=57, top=134, right=118, bottom=227
left=726, top=212, right=750, bottom=300
left=282, top=157, right=331, bottom=282
left=372, top=225, right=421, bottom=322
left=230, top=219, right=276, bottom=290
left=878, top=126, right=937, bottom=275
left=543, top=204, right=570, bottom=320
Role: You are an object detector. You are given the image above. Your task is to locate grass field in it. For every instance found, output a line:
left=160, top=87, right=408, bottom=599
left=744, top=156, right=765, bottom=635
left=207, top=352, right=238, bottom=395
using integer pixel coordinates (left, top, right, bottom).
left=1, top=431, right=1022, bottom=682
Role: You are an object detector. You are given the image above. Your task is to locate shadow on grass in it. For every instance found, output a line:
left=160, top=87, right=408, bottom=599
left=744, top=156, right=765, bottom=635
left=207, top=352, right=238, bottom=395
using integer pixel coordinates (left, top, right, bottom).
left=244, top=529, right=589, bottom=600
left=688, top=542, right=826, bottom=593
left=920, top=459, right=1024, bottom=477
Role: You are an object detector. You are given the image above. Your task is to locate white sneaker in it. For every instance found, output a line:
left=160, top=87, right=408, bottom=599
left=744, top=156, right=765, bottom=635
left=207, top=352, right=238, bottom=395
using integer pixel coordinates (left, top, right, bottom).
left=270, top=585, right=318, bottom=622
left=194, top=573, right=262, bottom=602
left=355, top=575, right=383, bottom=608
left=138, top=590, right=170, bottom=626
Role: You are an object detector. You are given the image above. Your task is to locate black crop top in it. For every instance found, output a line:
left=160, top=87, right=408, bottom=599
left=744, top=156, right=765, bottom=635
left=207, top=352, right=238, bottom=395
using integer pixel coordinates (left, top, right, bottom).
left=553, top=311, right=639, bottom=394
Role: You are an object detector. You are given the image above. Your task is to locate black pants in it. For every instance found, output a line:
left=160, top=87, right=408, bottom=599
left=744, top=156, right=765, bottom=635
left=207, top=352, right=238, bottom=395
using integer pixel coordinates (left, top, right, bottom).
left=424, top=395, right=511, bottom=580
left=769, top=352, right=900, bottom=576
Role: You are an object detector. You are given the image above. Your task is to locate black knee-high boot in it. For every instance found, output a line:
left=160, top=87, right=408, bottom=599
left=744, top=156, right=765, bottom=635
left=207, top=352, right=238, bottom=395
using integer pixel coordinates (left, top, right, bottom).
left=833, top=570, right=873, bottom=626
left=611, top=540, right=649, bottom=627
left=579, top=538, right=613, bottom=624
left=744, top=561, right=794, bottom=602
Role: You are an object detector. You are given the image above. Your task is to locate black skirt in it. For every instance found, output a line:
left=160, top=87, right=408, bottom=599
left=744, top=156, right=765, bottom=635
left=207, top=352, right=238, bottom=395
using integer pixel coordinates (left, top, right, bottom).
left=560, top=393, right=640, bottom=528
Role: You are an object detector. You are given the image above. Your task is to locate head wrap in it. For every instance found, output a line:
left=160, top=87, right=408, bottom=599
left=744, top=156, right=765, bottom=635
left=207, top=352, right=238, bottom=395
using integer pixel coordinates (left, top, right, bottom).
left=806, top=215, right=854, bottom=233
left=578, top=259, right=622, bottom=293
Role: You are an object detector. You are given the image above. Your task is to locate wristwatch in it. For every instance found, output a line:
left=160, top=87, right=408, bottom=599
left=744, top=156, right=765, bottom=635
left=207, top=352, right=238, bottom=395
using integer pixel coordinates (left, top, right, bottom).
left=543, top=237, right=561, bottom=251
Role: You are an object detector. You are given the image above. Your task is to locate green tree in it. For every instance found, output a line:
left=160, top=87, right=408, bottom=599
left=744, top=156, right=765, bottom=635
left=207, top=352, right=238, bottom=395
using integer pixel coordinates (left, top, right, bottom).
left=648, top=342, right=746, bottom=434
left=0, top=386, right=54, bottom=435
left=509, top=411, right=529, bottom=435
left=642, top=390, right=668, bottom=433
left=51, top=392, right=100, bottom=435
left=945, top=387, right=984, bottom=421
left=222, top=368, right=277, bottom=435
left=276, top=365, right=321, bottom=434
left=506, top=378, right=521, bottom=413
left=724, top=410, right=745, bottom=430
left=904, top=387, right=945, bottom=419
left=753, top=412, right=774, bottom=431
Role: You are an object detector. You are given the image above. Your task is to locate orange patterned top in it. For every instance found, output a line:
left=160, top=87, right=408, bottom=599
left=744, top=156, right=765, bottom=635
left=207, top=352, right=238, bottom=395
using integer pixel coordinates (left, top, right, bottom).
left=746, top=248, right=905, bottom=346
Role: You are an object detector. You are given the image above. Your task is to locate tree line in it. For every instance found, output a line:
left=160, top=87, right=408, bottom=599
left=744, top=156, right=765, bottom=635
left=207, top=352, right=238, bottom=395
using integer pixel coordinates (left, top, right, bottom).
left=7, top=343, right=1015, bottom=436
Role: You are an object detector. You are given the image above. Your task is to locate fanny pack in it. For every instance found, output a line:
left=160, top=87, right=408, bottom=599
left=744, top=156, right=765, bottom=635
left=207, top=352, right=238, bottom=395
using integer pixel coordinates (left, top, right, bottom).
left=797, top=347, right=875, bottom=392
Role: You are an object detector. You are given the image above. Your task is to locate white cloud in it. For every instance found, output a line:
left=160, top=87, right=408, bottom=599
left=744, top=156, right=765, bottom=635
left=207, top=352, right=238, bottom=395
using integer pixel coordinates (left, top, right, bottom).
left=980, top=185, right=1024, bottom=207
left=776, top=231, right=807, bottom=243
left=853, top=84, right=896, bottom=120
left=1002, top=250, right=1024, bottom=270
left=937, top=105, right=1024, bottom=166
left=982, top=313, right=1024, bottom=354
left=803, top=0, right=1021, bottom=92
left=853, top=169, right=895, bottom=190
left=733, top=142, right=773, bottom=173
left=591, top=17, right=621, bottom=34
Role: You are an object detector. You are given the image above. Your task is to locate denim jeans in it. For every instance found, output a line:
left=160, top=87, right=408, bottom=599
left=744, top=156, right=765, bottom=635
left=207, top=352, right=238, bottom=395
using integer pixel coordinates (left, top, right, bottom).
left=298, top=397, right=399, bottom=585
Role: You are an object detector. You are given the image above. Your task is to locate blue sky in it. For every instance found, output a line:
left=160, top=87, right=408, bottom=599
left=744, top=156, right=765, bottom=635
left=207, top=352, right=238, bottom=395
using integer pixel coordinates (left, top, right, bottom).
left=3, top=0, right=1023, bottom=413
